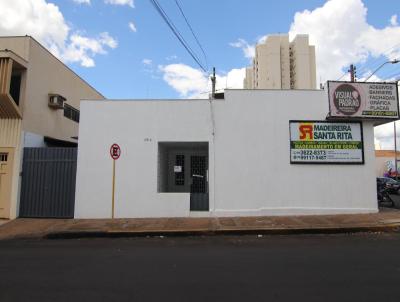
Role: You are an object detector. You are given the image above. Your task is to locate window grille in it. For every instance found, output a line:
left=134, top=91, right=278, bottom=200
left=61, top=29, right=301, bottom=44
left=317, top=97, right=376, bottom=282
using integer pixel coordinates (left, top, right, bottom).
left=64, top=104, right=80, bottom=123
left=175, top=155, right=185, bottom=185
left=0, top=153, right=8, bottom=162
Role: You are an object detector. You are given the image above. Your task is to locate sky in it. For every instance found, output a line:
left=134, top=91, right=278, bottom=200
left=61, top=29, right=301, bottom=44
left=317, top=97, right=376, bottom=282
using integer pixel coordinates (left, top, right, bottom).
left=0, top=0, right=400, bottom=148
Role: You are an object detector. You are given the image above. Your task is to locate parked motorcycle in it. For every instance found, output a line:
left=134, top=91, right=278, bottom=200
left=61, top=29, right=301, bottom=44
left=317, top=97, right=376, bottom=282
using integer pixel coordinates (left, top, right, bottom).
left=377, top=178, right=395, bottom=207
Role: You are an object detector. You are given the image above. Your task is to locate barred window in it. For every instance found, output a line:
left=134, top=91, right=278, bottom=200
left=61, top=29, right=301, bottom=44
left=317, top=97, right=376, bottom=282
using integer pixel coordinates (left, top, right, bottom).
left=0, top=153, right=8, bottom=162
left=64, top=104, right=80, bottom=123
left=175, top=155, right=185, bottom=186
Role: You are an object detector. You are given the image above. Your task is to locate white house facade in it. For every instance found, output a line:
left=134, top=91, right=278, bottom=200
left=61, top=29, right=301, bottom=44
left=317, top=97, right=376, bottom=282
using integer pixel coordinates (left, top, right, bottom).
left=74, top=89, right=378, bottom=219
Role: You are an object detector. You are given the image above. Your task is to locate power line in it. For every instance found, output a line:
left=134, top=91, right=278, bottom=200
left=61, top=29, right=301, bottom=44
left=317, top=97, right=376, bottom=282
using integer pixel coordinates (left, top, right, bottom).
left=174, top=0, right=208, bottom=71
left=150, top=0, right=204, bottom=71
left=149, top=0, right=207, bottom=72
left=336, top=72, right=348, bottom=81
left=336, top=43, right=400, bottom=81
left=382, top=70, right=400, bottom=81
left=357, top=42, right=400, bottom=75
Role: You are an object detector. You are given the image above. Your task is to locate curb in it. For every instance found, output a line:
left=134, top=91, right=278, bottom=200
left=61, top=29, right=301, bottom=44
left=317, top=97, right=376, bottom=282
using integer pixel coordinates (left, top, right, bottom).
left=44, top=223, right=400, bottom=239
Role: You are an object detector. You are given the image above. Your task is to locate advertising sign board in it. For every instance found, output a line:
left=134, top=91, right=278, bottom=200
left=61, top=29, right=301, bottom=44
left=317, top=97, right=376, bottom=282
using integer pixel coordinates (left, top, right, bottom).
left=289, top=121, right=364, bottom=164
left=327, top=81, right=399, bottom=119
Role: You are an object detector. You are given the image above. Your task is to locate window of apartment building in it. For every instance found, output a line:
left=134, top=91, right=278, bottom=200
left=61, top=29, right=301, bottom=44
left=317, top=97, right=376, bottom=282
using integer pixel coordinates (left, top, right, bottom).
left=64, top=104, right=80, bottom=123
left=10, top=72, right=22, bottom=106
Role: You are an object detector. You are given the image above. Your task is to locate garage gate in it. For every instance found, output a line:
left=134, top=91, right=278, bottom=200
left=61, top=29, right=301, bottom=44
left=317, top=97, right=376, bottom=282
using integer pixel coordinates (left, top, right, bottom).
left=19, top=148, right=77, bottom=218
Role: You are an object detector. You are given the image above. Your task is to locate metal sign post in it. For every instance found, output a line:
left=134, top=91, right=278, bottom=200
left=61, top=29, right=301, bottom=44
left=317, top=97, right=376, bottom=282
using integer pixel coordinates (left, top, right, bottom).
left=110, top=143, right=121, bottom=219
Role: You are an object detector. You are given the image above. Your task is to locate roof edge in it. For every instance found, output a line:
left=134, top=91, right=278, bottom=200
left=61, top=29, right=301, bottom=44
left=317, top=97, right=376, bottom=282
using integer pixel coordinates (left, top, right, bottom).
left=0, top=35, right=104, bottom=99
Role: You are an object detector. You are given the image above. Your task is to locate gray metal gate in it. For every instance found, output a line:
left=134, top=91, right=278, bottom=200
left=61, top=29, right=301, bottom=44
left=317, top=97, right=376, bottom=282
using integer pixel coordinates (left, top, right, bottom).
left=190, top=155, right=209, bottom=211
left=19, top=148, right=77, bottom=218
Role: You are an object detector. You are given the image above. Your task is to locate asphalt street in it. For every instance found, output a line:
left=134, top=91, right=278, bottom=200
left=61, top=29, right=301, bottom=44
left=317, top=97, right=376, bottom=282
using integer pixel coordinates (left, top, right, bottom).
left=1, top=233, right=400, bottom=302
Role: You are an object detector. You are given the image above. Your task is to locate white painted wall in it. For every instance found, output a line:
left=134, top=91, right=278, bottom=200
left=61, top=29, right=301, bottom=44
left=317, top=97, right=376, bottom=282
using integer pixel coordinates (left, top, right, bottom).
left=214, top=90, right=376, bottom=216
left=75, top=100, right=215, bottom=218
left=75, top=90, right=378, bottom=218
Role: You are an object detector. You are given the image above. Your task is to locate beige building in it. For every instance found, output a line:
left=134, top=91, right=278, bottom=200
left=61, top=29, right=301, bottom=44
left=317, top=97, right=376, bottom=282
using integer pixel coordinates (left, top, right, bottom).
left=244, top=34, right=316, bottom=90
left=375, top=150, right=400, bottom=177
left=0, top=36, right=104, bottom=219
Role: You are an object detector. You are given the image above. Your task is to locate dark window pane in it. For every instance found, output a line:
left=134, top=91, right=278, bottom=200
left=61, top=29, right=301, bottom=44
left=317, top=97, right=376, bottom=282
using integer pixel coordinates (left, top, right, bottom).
left=64, top=104, right=80, bottom=123
left=10, top=74, right=21, bottom=105
left=175, top=155, right=185, bottom=186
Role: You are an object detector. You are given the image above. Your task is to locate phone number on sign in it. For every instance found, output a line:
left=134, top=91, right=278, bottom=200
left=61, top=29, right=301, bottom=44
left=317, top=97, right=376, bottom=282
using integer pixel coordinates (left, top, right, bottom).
left=299, top=150, right=326, bottom=156
left=293, top=150, right=327, bottom=161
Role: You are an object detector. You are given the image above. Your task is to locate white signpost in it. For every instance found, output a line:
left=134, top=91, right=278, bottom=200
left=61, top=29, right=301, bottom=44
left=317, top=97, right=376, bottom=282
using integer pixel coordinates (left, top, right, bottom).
left=327, top=81, right=399, bottom=119
left=289, top=121, right=364, bottom=164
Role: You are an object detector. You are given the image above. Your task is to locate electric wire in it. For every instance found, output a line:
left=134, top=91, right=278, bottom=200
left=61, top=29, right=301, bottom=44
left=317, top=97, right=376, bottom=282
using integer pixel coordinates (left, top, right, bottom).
left=381, top=61, right=400, bottom=79
left=357, top=43, right=400, bottom=76
left=149, top=0, right=207, bottom=73
left=336, top=43, right=400, bottom=81
left=382, top=70, right=400, bottom=81
left=336, top=72, right=348, bottom=81
left=174, top=0, right=208, bottom=71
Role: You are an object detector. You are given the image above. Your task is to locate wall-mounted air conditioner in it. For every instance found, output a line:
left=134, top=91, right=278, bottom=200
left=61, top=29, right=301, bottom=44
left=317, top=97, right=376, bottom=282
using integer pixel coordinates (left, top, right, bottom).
left=48, top=94, right=66, bottom=109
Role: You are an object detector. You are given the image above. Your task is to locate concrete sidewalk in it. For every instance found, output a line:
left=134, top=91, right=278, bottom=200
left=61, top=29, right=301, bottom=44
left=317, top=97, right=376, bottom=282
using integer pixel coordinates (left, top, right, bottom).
left=1, top=208, right=400, bottom=240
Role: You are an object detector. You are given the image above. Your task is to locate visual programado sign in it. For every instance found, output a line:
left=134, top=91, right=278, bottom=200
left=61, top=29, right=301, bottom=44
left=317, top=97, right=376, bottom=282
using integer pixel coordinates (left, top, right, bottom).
left=327, top=81, right=399, bottom=119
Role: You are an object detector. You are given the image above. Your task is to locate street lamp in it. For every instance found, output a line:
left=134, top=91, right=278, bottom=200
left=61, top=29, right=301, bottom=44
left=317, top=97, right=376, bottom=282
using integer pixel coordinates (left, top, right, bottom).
left=364, top=59, right=399, bottom=82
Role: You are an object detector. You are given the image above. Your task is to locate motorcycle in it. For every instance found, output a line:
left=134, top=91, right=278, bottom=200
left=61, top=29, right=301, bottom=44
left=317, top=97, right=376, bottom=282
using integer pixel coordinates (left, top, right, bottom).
left=377, top=184, right=395, bottom=207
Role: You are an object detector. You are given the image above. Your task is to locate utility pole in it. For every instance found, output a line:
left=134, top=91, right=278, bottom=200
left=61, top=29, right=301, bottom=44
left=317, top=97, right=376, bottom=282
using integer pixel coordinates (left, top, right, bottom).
left=348, top=64, right=356, bottom=82
left=211, top=67, right=216, bottom=99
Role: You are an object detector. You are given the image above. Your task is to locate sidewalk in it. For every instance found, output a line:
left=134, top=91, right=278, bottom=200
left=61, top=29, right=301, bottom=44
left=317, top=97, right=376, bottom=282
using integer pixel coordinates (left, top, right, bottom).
left=1, top=208, right=400, bottom=240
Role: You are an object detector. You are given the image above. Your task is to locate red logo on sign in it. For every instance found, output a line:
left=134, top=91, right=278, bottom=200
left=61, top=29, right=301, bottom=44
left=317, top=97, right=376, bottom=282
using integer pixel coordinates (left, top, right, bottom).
left=110, top=143, right=121, bottom=160
left=299, top=124, right=313, bottom=140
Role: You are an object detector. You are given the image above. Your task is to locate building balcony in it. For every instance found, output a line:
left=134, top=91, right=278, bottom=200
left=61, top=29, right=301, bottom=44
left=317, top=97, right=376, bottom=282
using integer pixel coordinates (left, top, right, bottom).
left=0, top=51, right=27, bottom=119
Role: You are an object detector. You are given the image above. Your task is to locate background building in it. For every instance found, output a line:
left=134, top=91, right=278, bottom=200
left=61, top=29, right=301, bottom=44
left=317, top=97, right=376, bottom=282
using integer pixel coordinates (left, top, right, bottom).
left=243, top=34, right=316, bottom=90
left=375, top=150, right=400, bottom=177
left=0, top=36, right=104, bottom=219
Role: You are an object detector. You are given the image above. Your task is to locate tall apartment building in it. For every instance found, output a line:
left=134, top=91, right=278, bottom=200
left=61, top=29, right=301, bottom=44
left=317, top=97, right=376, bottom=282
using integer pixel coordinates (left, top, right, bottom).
left=243, top=34, right=316, bottom=90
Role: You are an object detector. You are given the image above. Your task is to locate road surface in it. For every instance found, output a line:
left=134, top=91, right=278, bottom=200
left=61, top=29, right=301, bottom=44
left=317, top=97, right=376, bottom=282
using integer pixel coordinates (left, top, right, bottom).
left=1, top=233, right=400, bottom=301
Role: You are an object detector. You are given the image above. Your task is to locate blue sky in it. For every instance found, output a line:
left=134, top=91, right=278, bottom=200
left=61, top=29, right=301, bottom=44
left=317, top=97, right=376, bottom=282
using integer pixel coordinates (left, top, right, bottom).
left=33, top=0, right=400, bottom=99
left=1, top=0, right=400, bottom=148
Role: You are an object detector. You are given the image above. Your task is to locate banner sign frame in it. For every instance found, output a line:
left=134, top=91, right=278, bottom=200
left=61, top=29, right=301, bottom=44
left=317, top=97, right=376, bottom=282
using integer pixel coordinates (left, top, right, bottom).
left=289, top=120, right=364, bottom=165
left=327, top=81, right=399, bottom=120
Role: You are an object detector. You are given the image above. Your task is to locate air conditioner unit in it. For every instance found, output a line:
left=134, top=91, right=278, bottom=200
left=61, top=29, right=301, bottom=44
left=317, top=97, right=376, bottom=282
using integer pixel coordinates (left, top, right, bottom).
left=48, top=94, right=66, bottom=109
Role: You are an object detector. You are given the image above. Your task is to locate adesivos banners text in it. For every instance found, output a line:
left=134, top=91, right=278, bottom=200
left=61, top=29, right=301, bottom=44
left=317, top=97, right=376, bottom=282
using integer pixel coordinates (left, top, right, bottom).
left=327, top=81, right=399, bottom=119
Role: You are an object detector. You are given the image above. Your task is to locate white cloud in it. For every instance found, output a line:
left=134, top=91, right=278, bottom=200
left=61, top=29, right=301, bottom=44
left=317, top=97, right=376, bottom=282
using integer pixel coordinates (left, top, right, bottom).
left=390, top=15, right=398, bottom=26
left=229, top=0, right=400, bottom=84
left=98, top=32, right=118, bottom=49
left=289, top=0, right=400, bottom=83
left=128, top=22, right=137, bottom=32
left=159, top=64, right=208, bottom=98
left=62, top=32, right=117, bottom=67
left=0, top=0, right=117, bottom=67
left=374, top=121, right=400, bottom=150
left=229, top=38, right=255, bottom=60
left=72, top=0, right=91, bottom=4
left=159, top=63, right=245, bottom=98
left=216, top=68, right=246, bottom=92
left=104, top=0, right=134, bottom=8
left=142, top=58, right=152, bottom=65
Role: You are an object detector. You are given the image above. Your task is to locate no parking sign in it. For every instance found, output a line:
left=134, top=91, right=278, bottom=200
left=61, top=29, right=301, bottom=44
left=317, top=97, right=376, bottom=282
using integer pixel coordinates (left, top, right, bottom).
left=110, top=143, right=121, bottom=160
left=110, top=143, right=121, bottom=219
